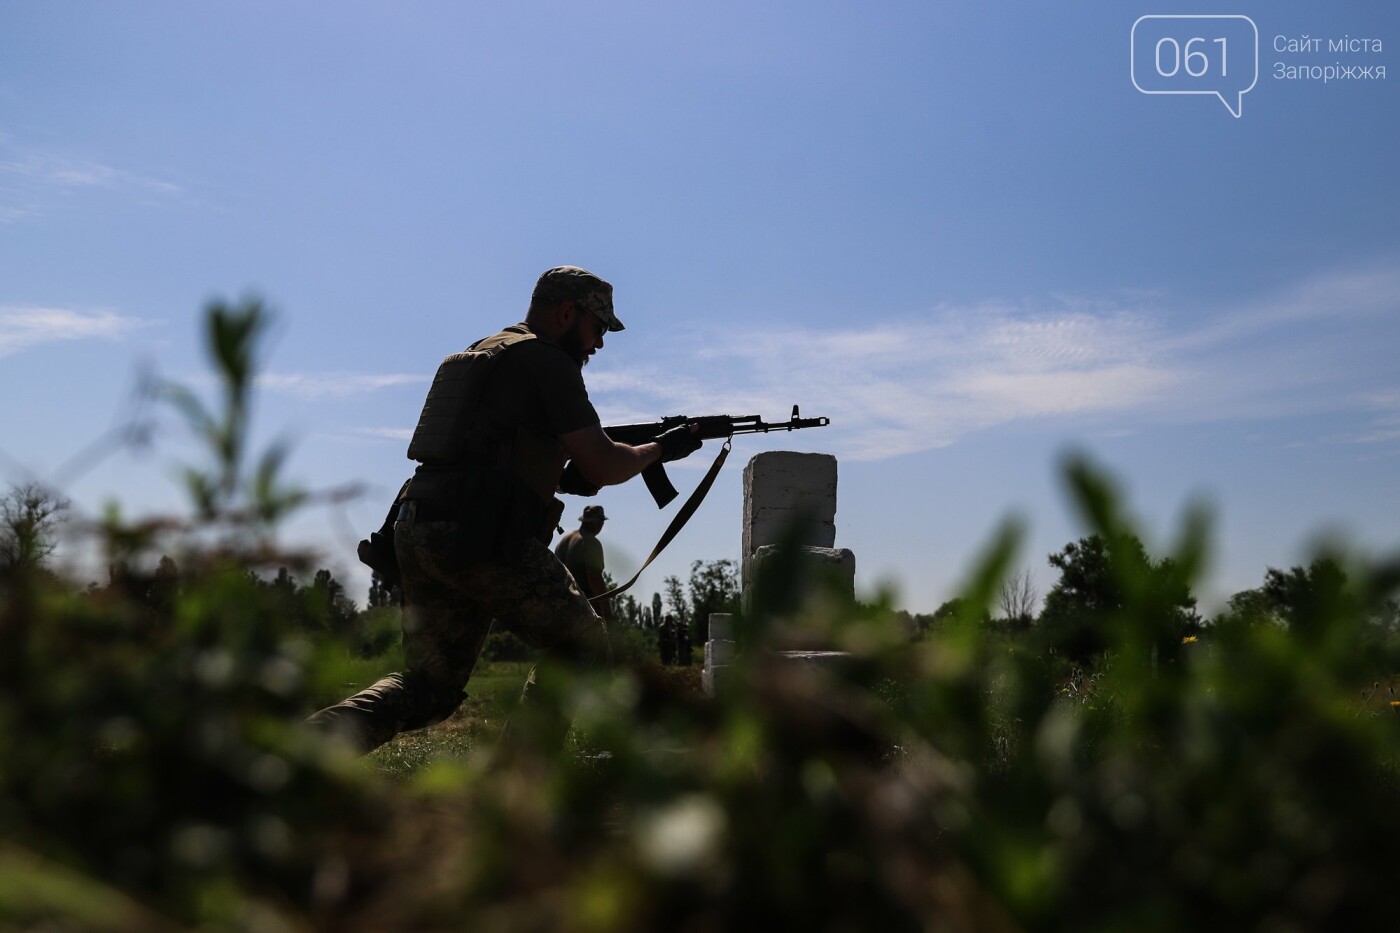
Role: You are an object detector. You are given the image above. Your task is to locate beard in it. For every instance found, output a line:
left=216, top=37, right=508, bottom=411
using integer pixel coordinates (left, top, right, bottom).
left=559, top=319, right=593, bottom=367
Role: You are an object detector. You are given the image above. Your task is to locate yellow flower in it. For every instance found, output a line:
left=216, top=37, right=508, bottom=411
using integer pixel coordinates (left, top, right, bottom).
left=1181, top=635, right=1198, bottom=645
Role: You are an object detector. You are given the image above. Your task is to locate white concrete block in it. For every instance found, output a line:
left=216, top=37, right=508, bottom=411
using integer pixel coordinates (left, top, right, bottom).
left=705, top=639, right=736, bottom=665
left=745, top=544, right=856, bottom=612
left=742, top=452, right=838, bottom=588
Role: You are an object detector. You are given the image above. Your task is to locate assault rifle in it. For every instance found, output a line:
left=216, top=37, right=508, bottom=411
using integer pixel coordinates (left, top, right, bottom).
left=564, top=405, right=829, bottom=601
left=594, top=405, right=830, bottom=508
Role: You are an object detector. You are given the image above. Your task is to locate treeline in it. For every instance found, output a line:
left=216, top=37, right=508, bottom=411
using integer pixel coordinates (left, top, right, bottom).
left=898, top=531, right=1399, bottom=666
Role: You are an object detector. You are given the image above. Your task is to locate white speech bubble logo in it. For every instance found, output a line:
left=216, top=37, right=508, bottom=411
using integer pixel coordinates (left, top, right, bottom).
left=1131, top=15, right=1258, bottom=118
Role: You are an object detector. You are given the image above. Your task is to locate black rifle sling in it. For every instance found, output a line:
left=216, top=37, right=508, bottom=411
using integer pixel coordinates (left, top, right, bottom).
left=589, top=438, right=731, bottom=604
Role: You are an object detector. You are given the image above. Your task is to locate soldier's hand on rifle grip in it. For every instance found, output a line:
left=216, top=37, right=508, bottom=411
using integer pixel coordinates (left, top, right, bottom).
left=656, top=423, right=703, bottom=462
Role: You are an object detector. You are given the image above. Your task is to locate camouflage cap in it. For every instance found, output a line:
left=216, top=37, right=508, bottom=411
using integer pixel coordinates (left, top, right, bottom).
left=533, top=266, right=624, bottom=332
left=579, top=504, right=608, bottom=523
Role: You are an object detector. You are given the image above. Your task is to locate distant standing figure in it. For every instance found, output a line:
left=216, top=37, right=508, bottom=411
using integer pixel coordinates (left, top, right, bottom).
left=554, top=504, right=613, bottom=623
left=659, top=613, right=676, bottom=666
left=677, top=619, right=691, bottom=667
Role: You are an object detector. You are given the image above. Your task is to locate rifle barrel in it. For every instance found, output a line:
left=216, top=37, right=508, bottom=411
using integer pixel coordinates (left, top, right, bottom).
left=603, top=410, right=830, bottom=443
left=729, top=415, right=830, bottom=435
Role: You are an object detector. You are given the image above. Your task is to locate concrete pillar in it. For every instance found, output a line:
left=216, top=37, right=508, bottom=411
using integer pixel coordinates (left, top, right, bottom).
left=747, top=544, right=856, bottom=612
left=741, top=451, right=837, bottom=590
left=702, top=612, right=735, bottom=696
left=742, top=452, right=854, bottom=613
left=705, top=451, right=856, bottom=696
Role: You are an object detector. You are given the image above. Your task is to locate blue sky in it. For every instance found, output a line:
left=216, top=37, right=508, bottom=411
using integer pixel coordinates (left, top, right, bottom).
left=2, top=1, right=1397, bottom=613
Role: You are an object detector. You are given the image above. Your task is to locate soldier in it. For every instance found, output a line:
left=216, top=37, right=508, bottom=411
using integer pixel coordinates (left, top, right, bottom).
left=677, top=617, right=692, bottom=667
left=658, top=613, right=676, bottom=666
left=554, top=504, right=613, bottom=623
left=307, top=266, right=702, bottom=754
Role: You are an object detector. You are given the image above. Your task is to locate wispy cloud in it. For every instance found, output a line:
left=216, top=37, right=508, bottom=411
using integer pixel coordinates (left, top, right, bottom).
left=352, top=426, right=415, bottom=441
left=311, top=426, right=416, bottom=447
left=0, top=135, right=185, bottom=220
left=590, top=263, right=1400, bottom=462
left=1346, top=389, right=1400, bottom=445
left=1162, top=266, right=1400, bottom=356
left=288, top=307, right=1190, bottom=432
left=592, top=306, right=1180, bottom=460
left=255, top=372, right=425, bottom=399
left=0, top=306, right=154, bottom=357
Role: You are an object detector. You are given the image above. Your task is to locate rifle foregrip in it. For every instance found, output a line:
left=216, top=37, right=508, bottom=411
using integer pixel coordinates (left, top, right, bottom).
left=642, top=461, right=679, bottom=508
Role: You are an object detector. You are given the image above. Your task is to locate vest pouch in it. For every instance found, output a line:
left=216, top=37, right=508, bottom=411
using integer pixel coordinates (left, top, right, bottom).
left=401, top=468, right=498, bottom=563
left=405, top=462, right=553, bottom=563
left=421, top=467, right=545, bottom=565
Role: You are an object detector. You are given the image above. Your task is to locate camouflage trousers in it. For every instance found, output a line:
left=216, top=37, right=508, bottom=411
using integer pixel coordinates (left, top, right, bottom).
left=305, top=503, right=609, bottom=754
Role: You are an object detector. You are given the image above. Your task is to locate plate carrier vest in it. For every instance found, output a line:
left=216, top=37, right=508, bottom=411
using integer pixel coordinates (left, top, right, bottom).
left=402, top=326, right=564, bottom=554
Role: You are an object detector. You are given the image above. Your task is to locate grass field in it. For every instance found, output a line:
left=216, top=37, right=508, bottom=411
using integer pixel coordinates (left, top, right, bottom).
left=356, top=660, right=704, bottom=779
